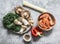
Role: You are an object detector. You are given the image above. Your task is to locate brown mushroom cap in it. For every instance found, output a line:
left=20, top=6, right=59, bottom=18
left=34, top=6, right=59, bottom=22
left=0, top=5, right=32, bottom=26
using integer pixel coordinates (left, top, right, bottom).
left=21, top=10, right=30, bottom=19
left=15, top=6, right=24, bottom=15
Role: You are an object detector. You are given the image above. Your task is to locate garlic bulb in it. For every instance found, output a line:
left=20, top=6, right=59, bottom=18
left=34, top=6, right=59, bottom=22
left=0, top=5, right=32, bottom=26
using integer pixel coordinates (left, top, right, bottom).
left=14, top=19, right=22, bottom=25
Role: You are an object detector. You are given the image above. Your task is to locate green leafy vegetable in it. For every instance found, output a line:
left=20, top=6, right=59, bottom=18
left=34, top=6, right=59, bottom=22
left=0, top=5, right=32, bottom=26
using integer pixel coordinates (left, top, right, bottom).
left=3, top=13, right=21, bottom=32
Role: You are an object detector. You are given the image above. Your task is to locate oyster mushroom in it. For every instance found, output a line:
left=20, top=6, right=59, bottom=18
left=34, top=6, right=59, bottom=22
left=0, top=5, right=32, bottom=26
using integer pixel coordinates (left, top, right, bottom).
left=18, top=17, right=22, bottom=22
left=22, top=25, right=27, bottom=29
left=15, top=6, right=24, bottom=15
left=18, top=17, right=30, bottom=25
left=27, top=18, right=34, bottom=26
left=22, top=18, right=30, bottom=25
left=20, top=25, right=27, bottom=34
left=28, top=19, right=34, bottom=26
left=21, top=10, right=30, bottom=19
left=14, top=19, right=22, bottom=25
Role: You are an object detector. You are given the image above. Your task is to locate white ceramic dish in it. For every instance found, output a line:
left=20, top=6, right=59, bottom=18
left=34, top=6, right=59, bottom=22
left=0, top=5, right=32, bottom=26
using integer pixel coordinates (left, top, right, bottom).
left=38, top=24, right=54, bottom=31
left=38, top=12, right=56, bottom=31
left=23, top=33, right=31, bottom=42
left=10, top=9, right=33, bottom=34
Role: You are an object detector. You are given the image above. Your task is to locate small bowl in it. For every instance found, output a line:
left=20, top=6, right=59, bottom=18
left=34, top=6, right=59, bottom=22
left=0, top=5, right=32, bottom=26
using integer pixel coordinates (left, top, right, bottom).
left=38, top=12, right=56, bottom=31
left=23, top=33, right=31, bottom=42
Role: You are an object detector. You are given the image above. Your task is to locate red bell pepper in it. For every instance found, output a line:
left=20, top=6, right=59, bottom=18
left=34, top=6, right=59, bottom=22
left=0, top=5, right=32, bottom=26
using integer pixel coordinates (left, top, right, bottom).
left=31, top=26, right=43, bottom=37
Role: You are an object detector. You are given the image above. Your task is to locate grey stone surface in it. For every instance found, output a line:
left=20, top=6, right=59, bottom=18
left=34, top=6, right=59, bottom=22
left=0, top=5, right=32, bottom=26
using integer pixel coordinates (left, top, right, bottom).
left=0, top=0, right=60, bottom=44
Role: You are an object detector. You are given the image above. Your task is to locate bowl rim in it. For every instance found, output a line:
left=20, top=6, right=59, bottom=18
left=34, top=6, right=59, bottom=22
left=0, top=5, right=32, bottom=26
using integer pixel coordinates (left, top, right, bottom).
left=23, top=33, right=31, bottom=42
left=38, top=12, right=56, bottom=31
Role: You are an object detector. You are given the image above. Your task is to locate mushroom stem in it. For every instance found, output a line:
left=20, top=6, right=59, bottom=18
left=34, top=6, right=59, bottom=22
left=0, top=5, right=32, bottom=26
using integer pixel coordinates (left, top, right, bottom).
left=22, top=18, right=30, bottom=25
left=19, top=25, right=27, bottom=34
left=20, top=28, right=25, bottom=34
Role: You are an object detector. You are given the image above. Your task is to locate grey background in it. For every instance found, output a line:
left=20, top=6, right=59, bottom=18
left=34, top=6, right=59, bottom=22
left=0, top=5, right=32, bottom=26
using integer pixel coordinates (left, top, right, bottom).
left=0, top=0, right=60, bottom=44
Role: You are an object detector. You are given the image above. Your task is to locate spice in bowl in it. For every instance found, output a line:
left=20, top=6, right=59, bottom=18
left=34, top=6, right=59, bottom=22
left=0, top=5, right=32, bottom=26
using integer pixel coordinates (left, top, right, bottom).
left=23, top=33, right=31, bottom=42
left=38, top=12, right=56, bottom=31
left=25, top=35, right=30, bottom=40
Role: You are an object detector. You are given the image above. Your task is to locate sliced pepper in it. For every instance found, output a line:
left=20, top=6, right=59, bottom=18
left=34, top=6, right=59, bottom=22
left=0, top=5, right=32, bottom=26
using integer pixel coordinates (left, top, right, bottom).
left=31, top=26, right=43, bottom=37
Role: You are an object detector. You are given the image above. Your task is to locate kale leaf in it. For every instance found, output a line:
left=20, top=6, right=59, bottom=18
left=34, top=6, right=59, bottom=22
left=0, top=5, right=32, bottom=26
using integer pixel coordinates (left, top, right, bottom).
left=3, top=13, right=21, bottom=32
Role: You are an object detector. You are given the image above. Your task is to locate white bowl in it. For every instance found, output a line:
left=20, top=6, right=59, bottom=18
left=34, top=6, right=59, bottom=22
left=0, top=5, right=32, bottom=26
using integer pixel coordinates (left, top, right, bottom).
left=38, top=24, right=54, bottom=31
left=38, top=12, right=56, bottom=31
left=23, top=33, right=31, bottom=42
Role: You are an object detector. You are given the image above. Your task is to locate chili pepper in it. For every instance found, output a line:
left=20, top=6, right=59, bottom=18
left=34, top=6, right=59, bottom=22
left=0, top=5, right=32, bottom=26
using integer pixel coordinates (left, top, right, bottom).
left=43, top=18, right=50, bottom=29
left=31, top=26, right=43, bottom=37
left=38, top=20, right=47, bottom=29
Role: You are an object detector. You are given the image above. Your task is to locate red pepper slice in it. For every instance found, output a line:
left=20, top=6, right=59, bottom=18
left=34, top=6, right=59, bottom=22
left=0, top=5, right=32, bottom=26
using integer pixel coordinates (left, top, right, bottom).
left=32, top=28, right=38, bottom=37
left=31, top=26, right=43, bottom=37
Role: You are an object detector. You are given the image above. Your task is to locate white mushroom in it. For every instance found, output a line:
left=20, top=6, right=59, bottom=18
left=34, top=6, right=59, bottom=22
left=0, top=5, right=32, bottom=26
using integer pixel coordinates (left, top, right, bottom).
left=14, top=19, right=22, bottom=25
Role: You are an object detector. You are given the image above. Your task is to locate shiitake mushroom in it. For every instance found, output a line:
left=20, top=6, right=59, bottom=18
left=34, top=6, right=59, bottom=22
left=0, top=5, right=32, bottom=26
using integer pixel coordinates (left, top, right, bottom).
left=15, top=6, right=30, bottom=19
left=21, top=10, right=30, bottom=19
left=15, top=6, right=33, bottom=26
left=15, top=6, right=24, bottom=15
